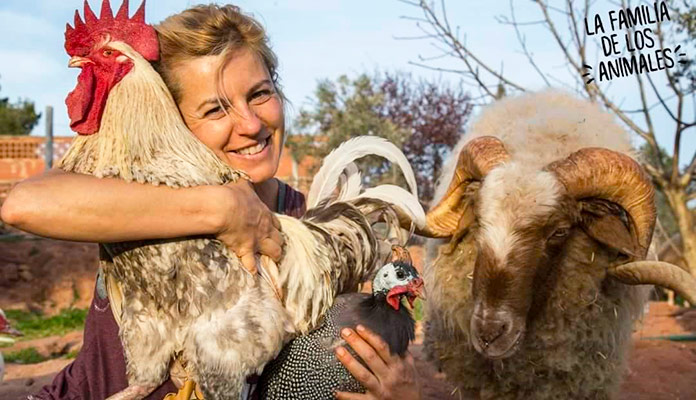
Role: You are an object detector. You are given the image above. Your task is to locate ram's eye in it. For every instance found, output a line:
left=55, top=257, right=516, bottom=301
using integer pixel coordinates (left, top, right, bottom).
left=551, top=228, right=570, bottom=238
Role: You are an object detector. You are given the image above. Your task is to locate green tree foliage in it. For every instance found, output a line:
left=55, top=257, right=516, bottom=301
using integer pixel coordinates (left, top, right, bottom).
left=290, top=72, right=472, bottom=202
left=0, top=81, right=41, bottom=135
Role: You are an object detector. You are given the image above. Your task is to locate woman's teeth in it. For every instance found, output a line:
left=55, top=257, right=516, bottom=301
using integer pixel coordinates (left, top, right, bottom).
left=235, top=139, right=267, bottom=156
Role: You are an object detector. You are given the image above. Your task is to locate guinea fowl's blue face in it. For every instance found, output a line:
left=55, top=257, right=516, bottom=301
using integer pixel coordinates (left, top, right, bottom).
left=372, top=262, right=424, bottom=310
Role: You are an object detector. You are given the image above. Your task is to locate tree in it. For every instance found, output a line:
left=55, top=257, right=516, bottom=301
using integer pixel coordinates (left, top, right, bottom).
left=290, top=71, right=472, bottom=203
left=402, top=0, right=696, bottom=276
left=0, top=80, right=41, bottom=135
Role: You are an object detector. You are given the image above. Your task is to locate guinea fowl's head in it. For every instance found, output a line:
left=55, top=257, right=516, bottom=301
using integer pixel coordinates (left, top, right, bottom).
left=64, top=0, right=158, bottom=135
left=0, top=309, right=22, bottom=337
left=372, top=261, right=424, bottom=311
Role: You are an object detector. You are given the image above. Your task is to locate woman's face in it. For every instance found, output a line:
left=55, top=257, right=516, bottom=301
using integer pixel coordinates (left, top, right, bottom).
left=175, top=47, right=284, bottom=183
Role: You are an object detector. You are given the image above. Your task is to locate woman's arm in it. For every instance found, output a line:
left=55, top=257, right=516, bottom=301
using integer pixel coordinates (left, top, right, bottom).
left=1, top=169, right=282, bottom=272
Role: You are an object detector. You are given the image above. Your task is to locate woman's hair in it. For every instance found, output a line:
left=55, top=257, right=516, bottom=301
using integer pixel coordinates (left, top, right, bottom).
left=154, top=4, right=283, bottom=104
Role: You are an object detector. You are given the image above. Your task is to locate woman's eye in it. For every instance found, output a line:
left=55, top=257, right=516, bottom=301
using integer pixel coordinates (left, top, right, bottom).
left=204, top=106, right=224, bottom=118
left=250, top=89, right=273, bottom=104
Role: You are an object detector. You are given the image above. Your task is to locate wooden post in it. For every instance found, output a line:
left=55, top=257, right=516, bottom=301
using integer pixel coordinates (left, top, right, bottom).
left=45, top=106, right=53, bottom=169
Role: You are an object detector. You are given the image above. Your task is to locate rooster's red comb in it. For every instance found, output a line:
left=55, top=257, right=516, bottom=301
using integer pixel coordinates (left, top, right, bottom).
left=65, top=0, right=159, bottom=61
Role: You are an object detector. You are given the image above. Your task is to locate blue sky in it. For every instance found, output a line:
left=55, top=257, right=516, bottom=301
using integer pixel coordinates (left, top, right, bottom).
left=0, top=0, right=693, bottom=164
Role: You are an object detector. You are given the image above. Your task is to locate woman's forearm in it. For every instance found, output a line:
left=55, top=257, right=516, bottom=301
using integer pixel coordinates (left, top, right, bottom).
left=1, top=169, right=226, bottom=242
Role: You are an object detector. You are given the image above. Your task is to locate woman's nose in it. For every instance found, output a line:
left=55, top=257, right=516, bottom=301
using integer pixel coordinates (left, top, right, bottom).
left=232, top=105, right=263, bottom=137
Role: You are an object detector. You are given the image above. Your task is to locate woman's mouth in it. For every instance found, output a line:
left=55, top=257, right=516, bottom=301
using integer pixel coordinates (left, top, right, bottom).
left=231, top=138, right=269, bottom=157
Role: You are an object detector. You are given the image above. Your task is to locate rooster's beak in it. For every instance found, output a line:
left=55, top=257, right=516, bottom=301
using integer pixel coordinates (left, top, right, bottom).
left=68, top=56, right=92, bottom=68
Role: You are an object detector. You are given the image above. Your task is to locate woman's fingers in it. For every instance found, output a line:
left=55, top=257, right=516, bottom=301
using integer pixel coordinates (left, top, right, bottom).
left=268, top=227, right=284, bottom=249
left=259, top=238, right=283, bottom=262
left=335, top=346, right=381, bottom=394
left=335, top=391, right=371, bottom=400
left=355, top=325, right=395, bottom=365
left=239, top=251, right=258, bottom=275
left=270, top=213, right=282, bottom=230
left=340, top=328, right=389, bottom=379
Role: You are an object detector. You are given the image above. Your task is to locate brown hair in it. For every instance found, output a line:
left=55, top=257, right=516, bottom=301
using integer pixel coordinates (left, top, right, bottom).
left=153, top=4, right=283, bottom=104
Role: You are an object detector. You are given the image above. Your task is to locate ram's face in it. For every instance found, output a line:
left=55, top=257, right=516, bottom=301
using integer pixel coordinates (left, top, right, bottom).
left=468, top=165, right=577, bottom=359
left=418, top=137, right=670, bottom=361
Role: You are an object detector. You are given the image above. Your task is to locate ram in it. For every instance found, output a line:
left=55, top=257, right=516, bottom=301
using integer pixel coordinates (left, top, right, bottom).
left=419, top=91, right=696, bottom=399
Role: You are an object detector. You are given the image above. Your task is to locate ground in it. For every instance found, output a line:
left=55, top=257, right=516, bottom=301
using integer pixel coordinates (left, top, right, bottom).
left=1, top=238, right=695, bottom=399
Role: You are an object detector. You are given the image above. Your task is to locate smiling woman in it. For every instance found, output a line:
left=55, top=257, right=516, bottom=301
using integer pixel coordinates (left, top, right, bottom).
left=0, top=2, right=420, bottom=400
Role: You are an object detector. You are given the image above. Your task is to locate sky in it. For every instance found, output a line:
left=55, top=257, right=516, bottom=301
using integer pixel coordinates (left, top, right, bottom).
left=0, top=0, right=693, bottom=165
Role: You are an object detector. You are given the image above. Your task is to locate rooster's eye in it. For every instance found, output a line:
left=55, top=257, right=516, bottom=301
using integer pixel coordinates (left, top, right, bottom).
left=103, top=50, right=113, bottom=57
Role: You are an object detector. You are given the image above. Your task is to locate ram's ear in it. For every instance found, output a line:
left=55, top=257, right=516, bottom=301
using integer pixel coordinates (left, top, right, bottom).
left=579, top=199, right=642, bottom=261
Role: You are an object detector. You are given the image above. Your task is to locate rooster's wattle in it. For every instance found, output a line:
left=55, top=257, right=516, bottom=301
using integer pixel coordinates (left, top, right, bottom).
left=57, top=1, right=425, bottom=400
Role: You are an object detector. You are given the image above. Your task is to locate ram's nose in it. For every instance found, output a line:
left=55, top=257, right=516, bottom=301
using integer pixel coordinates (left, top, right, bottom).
left=473, top=315, right=506, bottom=347
left=470, top=310, right=524, bottom=359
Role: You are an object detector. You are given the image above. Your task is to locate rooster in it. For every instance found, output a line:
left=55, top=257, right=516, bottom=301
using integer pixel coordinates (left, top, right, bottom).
left=57, top=1, right=425, bottom=399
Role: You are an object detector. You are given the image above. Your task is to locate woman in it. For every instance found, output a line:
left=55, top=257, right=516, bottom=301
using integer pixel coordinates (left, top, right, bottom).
left=1, top=4, right=421, bottom=400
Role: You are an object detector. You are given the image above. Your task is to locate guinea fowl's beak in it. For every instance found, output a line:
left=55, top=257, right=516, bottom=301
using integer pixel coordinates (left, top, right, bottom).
left=68, top=56, right=92, bottom=68
left=409, top=277, right=426, bottom=301
left=403, top=277, right=426, bottom=309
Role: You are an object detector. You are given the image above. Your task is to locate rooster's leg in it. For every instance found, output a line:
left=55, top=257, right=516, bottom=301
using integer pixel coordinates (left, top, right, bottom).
left=185, top=284, right=290, bottom=400
left=119, top=310, right=178, bottom=395
left=105, top=384, right=158, bottom=400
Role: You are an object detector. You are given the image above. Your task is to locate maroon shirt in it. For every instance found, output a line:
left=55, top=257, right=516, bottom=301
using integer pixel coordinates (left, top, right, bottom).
left=33, top=182, right=306, bottom=399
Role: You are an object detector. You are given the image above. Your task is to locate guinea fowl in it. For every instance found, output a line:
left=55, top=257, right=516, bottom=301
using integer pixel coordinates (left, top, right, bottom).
left=257, top=260, right=424, bottom=399
left=0, top=309, right=22, bottom=383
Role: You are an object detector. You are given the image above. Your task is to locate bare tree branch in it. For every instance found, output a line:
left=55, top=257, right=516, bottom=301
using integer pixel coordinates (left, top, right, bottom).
left=644, top=162, right=669, bottom=188
left=505, top=0, right=551, bottom=86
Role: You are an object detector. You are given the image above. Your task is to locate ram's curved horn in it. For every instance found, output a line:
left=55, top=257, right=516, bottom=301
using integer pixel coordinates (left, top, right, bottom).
left=608, top=261, right=696, bottom=304
left=546, top=148, right=655, bottom=259
left=419, top=136, right=510, bottom=238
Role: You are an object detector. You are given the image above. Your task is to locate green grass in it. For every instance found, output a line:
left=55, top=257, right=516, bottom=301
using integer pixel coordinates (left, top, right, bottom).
left=63, top=349, right=80, bottom=360
left=3, top=347, right=48, bottom=364
left=5, top=308, right=88, bottom=340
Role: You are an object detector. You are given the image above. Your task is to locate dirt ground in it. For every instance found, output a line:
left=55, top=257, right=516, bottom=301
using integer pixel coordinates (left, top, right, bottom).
left=1, top=238, right=695, bottom=399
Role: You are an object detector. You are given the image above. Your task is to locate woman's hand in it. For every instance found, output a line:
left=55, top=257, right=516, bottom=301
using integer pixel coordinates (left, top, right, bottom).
left=334, top=325, right=422, bottom=400
left=215, top=179, right=284, bottom=274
